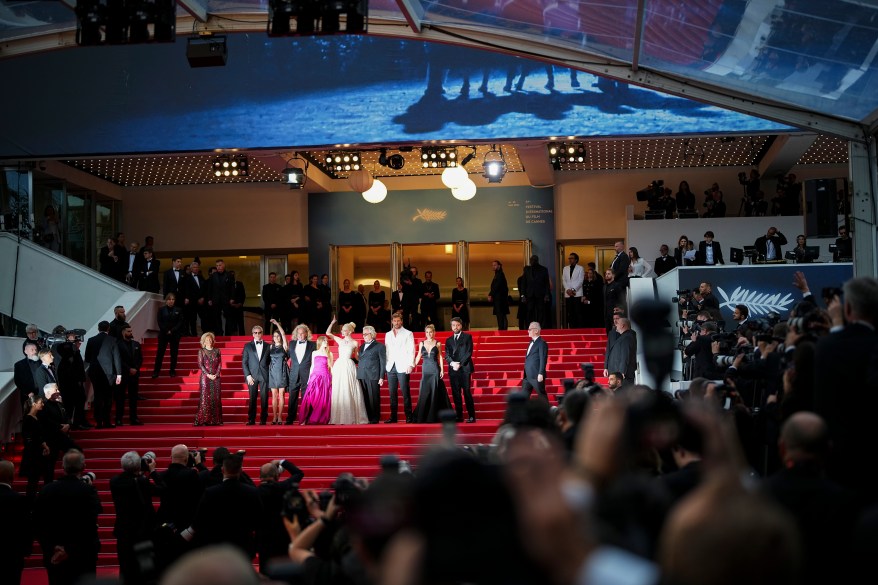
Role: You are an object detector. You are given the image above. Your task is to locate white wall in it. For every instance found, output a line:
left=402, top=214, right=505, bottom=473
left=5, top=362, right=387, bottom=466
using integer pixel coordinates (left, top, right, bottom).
left=122, top=183, right=309, bottom=252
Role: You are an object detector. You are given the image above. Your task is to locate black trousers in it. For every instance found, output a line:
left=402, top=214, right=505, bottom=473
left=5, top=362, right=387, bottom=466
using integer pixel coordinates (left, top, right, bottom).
left=387, top=367, right=412, bottom=421
left=522, top=376, right=547, bottom=401
left=565, top=296, right=582, bottom=328
left=248, top=381, right=269, bottom=423
left=286, top=379, right=304, bottom=423
left=89, top=368, right=114, bottom=425
left=495, top=313, right=508, bottom=330
left=359, top=378, right=381, bottom=423
left=527, top=297, right=548, bottom=327
left=153, top=332, right=180, bottom=374
left=117, top=376, right=139, bottom=422
left=448, top=368, right=475, bottom=420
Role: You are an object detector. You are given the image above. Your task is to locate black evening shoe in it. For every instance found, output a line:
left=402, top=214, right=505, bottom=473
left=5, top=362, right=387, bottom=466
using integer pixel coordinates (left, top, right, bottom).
left=130, top=419, right=144, bottom=426
left=383, top=418, right=397, bottom=424
left=466, top=417, right=476, bottom=423
left=245, top=421, right=255, bottom=426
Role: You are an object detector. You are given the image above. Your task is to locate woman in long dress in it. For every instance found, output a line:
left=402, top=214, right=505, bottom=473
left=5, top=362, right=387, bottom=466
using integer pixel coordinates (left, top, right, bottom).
left=451, top=276, right=469, bottom=329
left=268, top=319, right=289, bottom=425
left=413, top=324, right=452, bottom=423
left=366, top=280, right=386, bottom=332
left=299, top=336, right=333, bottom=425
left=327, top=316, right=368, bottom=425
left=194, top=332, right=223, bottom=426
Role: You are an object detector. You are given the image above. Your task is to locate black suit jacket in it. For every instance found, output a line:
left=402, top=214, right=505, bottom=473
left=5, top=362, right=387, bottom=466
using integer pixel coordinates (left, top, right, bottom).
left=256, top=460, right=305, bottom=555
left=14, top=357, right=40, bottom=402
left=34, top=475, right=102, bottom=559
left=357, top=340, right=386, bottom=381
left=85, top=332, right=121, bottom=383
left=32, top=364, right=56, bottom=397
left=696, top=241, right=724, bottom=265
left=157, top=305, right=184, bottom=337
left=118, top=337, right=143, bottom=380
left=445, top=332, right=475, bottom=374
left=605, top=329, right=637, bottom=381
left=653, top=255, right=677, bottom=277
left=242, top=341, right=271, bottom=384
left=524, top=336, right=548, bottom=380
left=208, top=270, right=235, bottom=305
left=181, top=272, right=207, bottom=306
left=610, top=252, right=630, bottom=286
left=163, top=268, right=184, bottom=297
left=109, top=470, right=157, bottom=541
left=684, top=334, right=721, bottom=380
left=192, top=478, right=263, bottom=557
left=490, top=270, right=509, bottom=315
left=139, top=258, right=161, bottom=293
left=288, top=340, right=316, bottom=388
left=524, top=263, right=551, bottom=299
left=0, top=483, right=32, bottom=562
left=157, top=462, right=204, bottom=529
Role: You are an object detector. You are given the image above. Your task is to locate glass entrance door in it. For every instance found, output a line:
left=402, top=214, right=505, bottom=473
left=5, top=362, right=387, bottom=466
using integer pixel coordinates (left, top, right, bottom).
left=467, top=240, right=530, bottom=330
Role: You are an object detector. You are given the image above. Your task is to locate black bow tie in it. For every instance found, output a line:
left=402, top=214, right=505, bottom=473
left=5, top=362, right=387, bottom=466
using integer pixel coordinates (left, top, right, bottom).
left=297, top=341, right=306, bottom=345
left=255, top=341, right=262, bottom=346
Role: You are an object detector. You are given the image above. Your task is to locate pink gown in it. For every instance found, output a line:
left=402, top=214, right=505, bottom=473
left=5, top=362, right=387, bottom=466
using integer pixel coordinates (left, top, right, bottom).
left=299, top=354, right=332, bottom=424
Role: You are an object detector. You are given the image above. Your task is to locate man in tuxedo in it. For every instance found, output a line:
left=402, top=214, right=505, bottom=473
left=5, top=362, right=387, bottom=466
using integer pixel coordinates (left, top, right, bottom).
left=84, top=320, right=122, bottom=428
left=603, top=317, right=637, bottom=382
left=118, top=325, right=144, bottom=425
left=34, top=450, right=102, bottom=585
left=384, top=312, right=415, bottom=423
left=0, top=460, right=32, bottom=585
left=32, top=347, right=57, bottom=398
left=181, top=260, right=208, bottom=336
left=420, top=271, right=441, bottom=329
left=653, top=244, right=677, bottom=277
left=489, top=259, right=509, bottom=330
left=229, top=270, right=246, bottom=336
left=262, top=271, right=283, bottom=332
left=610, top=240, right=631, bottom=287
left=153, top=292, right=184, bottom=378
left=109, top=451, right=158, bottom=585
left=125, top=241, right=142, bottom=288
left=754, top=227, right=788, bottom=262
left=163, top=257, right=185, bottom=296
left=286, top=324, right=315, bottom=424
left=208, top=259, right=235, bottom=335
left=185, top=454, right=263, bottom=558
left=522, top=322, right=549, bottom=400
left=138, top=247, right=161, bottom=293
left=357, top=325, right=386, bottom=424
left=697, top=231, right=724, bottom=266
left=562, top=252, right=584, bottom=328
left=242, top=325, right=271, bottom=425
left=256, top=458, right=305, bottom=574
left=446, top=317, right=476, bottom=422
left=814, top=277, right=878, bottom=501
left=15, top=340, right=41, bottom=406
left=55, top=332, right=90, bottom=429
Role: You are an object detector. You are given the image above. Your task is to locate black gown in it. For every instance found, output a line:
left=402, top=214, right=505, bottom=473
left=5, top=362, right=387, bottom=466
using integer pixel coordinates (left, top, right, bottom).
left=451, top=287, right=469, bottom=327
left=414, top=344, right=451, bottom=423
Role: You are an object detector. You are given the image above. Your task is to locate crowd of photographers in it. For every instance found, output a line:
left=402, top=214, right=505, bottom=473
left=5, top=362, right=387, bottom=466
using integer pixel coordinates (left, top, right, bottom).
left=4, top=273, right=878, bottom=585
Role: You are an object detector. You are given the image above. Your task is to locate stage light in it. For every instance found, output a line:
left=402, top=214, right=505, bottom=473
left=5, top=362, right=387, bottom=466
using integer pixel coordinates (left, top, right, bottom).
left=452, top=178, right=477, bottom=201
left=282, top=153, right=308, bottom=189
left=212, top=154, right=249, bottom=179
left=362, top=179, right=387, bottom=203
left=420, top=146, right=457, bottom=169
left=482, top=145, right=507, bottom=183
left=326, top=151, right=361, bottom=174
left=268, top=0, right=367, bottom=36
left=378, top=148, right=405, bottom=170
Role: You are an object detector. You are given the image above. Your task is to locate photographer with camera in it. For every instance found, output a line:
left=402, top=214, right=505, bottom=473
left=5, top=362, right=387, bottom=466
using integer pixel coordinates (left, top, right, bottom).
left=684, top=321, right=724, bottom=381
left=199, top=447, right=255, bottom=488
left=154, top=445, right=208, bottom=569
left=110, top=450, right=160, bottom=585
left=55, top=330, right=90, bottom=430
left=257, top=458, right=305, bottom=575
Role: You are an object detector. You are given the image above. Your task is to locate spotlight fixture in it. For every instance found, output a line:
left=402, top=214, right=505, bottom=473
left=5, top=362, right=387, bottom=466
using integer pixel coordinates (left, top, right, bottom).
left=482, top=145, right=507, bottom=183
left=212, top=154, right=249, bottom=178
left=420, top=146, right=458, bottom=169
left=548, top=142, right=587, bottom=170
left=325, top=151, right=362, bottom=174
left=378, top=148, right=406, bottom=170
left=76, top=0, right=176, bottom=46
left=281, top=154, right=308, bottom=189
left=268, top=0, right=368, bottom=36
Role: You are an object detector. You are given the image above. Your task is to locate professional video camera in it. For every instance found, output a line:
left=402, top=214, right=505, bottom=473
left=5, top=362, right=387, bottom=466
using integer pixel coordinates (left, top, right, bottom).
left=636, top=179, right=664, bottom=202
left=81, top=471, right=96, bottom=485
left=45, top=328, right=86, bottom=348
left=671, top=289, right=692, bottom=304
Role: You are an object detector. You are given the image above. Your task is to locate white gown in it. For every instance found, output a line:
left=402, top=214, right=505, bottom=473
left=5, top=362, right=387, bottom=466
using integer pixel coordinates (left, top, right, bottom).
left=329, top=339, right=368, bottom=425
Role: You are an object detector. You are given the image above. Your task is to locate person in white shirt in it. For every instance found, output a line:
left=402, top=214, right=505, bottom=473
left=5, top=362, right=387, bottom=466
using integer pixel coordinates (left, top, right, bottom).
left=384, top=312, right=415, bottom=423
left=562, top=252, right=585, bottom=328
left=627, top=247, right=654, bottom=278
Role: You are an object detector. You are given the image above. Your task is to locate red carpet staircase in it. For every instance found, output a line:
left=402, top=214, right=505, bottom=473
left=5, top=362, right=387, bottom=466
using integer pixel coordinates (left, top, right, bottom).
left=11, top=328, right=607, bottom=570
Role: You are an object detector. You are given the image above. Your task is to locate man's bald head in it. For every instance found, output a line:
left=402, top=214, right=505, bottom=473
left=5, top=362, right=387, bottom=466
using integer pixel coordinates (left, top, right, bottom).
left=161, top=545, right=259, bottom=585
left=260, top=462, right=279, bottom=482
left=780, top=412, right=830, bottom=463
left=171, top=444, right=189, bottom=464
left=0, top=460, right=14, bottom=484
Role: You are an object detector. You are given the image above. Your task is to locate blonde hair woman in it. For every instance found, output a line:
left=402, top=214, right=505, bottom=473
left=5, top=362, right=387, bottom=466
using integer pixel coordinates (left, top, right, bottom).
left=412, top=324, right=451, bottom=423
left=299, top=336, right=333, bottom=424
left=326, top=315, right=368, bottom=424
left=194, top=332, right=223, bottom=426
